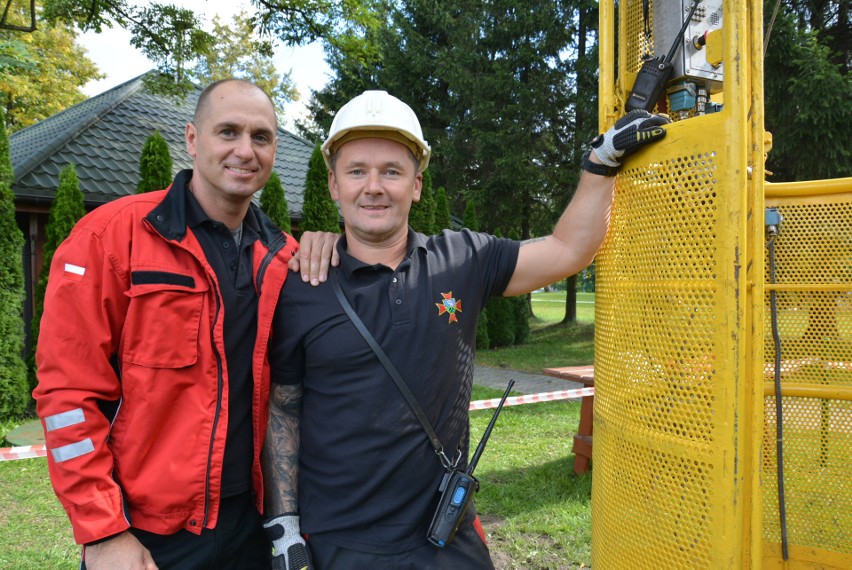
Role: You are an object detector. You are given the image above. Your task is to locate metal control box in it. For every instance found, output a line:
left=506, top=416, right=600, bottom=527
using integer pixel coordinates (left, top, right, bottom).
left=654, top=0, right=724, bottom=92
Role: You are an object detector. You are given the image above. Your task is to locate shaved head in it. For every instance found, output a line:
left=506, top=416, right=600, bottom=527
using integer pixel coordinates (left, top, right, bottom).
left=194, top=79, right=277, bottom=127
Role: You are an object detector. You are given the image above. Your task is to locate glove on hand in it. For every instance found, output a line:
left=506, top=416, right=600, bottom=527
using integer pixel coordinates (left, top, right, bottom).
left=263, top=514, right=311, bottom=570
left=591, top=109, right=671, bottom=167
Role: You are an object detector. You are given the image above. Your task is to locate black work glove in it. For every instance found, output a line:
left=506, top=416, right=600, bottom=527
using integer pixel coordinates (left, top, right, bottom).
left=591, top=109, right=671, bottom=167
left=263, top=514, right=312, bottom=570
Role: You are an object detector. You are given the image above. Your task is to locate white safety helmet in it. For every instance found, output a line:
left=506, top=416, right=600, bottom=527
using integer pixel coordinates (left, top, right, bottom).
left=322, top=90, right=431, bottom=173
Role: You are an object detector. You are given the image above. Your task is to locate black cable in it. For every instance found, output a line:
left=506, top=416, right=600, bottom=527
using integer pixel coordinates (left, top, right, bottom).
left=767, top=231, right=789, bottom=560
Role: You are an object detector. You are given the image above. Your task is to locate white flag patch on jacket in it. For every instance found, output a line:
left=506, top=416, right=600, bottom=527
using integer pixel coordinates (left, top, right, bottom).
left=63, top=263, right=85, bottom=282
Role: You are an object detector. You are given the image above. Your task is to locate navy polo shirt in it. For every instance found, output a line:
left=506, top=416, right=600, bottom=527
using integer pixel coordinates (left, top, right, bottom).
left=270, top=228, right=519, bottom=553
left=185, top=185, right=259, bottom=497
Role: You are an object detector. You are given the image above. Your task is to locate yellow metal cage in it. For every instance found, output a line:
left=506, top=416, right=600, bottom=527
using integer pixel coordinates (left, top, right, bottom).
left=593, top=1, right=852, bottom=568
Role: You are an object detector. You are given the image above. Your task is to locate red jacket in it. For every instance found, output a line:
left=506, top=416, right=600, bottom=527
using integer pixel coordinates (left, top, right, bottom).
left=34, top=174, right=296, bottom=544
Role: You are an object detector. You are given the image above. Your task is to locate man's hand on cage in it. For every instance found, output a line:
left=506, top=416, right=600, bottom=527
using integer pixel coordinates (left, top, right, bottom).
left=591, top=109, right=671, bottom=167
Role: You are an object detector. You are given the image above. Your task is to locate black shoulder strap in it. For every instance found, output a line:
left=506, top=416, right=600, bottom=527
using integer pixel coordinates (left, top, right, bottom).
left=330, top=269, right=454, bottom=469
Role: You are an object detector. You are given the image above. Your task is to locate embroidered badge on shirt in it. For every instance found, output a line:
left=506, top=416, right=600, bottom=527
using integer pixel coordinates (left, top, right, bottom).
left=436, top=292, right=462, bottom=324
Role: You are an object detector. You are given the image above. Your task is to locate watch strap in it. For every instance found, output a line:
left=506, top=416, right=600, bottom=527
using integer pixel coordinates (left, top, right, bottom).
left=582, top=149, right=619, bottom=177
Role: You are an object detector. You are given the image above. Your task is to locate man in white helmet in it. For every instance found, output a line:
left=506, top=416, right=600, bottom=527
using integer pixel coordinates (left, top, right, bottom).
left=263, top=90, right=669, bottom=568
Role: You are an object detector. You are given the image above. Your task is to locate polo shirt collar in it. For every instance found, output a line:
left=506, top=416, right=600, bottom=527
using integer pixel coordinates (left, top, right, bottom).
left=184, top=180, right=261, bottom=237
left=336, top=227, right=428, bottom=278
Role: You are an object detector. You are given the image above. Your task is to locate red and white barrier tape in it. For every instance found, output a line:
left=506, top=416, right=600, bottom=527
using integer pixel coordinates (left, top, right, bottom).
left=1, top=389, right=594, bottom=461
left=469, top=386, right=594, bottom=411
left=0, top=444, right=47, bottom=462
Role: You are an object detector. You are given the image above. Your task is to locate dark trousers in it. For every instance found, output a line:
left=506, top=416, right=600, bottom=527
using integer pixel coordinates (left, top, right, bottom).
left=306, top=510, right=495, bottom=570
left=82, top=492, right=270, bottom=570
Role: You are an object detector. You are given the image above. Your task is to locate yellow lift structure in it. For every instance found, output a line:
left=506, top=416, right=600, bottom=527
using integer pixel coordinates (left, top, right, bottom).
left=593, top=1, right=852, bottom=568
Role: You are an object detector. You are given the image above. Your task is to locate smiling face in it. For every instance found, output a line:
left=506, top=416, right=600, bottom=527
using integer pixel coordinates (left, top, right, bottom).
left=185, top=80, right=277, bottom=223
left=329, top=137, right=422, bottom=253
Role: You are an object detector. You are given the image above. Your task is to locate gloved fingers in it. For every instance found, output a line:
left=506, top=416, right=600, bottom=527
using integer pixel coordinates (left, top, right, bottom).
left=614, top=109, right=653, bottom=129
left=634, top=123, right=667, bottom=144
left=287, top=542, right=311, bottom=570
left=638, top=114, right=672, bottom=129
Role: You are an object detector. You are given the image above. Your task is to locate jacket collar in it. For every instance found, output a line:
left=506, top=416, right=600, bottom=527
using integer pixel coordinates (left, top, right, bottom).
left=146, top=169, right=289, bottom=249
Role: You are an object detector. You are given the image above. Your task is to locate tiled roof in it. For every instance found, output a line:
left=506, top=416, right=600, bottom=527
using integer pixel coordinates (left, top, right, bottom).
left=10, top=71, right=314, bottom=217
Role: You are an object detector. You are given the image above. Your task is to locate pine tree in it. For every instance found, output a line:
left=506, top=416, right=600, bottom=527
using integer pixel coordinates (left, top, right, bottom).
left=476, top=309, right=490, bottom=350
left=463, top=198, right=479, bottom=232
left=28, top=163, right=86, bottom=393
left=485, top=296, right=515, bottom=348
left=136, top=131, right=173, bottom=193
left=300, top=144, right=340, bottom=234
left=433, top=186, right=451, bottom=232
left=259, top=170, right=292, bottom=234
left=0, top=105, right=28, bottom=419
left=461, top=196, right=491, bottom=348
left=485, top=230, right=515, bottom=347
left=507, top=228, right=530, bottom=345
left=410, top=169, right=435, bottom=235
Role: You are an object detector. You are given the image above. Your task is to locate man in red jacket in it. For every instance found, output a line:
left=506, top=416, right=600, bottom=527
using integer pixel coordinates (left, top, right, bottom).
left=34, top=79, right=332, bottom=569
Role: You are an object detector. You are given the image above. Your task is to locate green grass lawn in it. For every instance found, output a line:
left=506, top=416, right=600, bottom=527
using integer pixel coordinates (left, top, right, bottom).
left=0, top=294, right=596, bottom=569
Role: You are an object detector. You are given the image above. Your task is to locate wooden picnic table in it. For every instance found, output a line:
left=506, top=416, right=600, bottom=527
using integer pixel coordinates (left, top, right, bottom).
left=542, top=365, right=595, bottom=474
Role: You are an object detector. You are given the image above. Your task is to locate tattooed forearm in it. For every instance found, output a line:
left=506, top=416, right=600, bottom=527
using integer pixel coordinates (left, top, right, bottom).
left=262, top=383, right=302, bottom=515
left=520, top=236, right=546, bottom=247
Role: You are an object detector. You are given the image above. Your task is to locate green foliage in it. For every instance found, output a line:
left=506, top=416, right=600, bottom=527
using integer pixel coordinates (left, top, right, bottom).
left=763, top=1, right=852, bottom=181
left=463, top=198, right=480, bottom=232
left=194, top=10, right=298, bottom=123
left=28, top=163, right=86, bottom=393
left=300, top=144, right=340, bottom=234
left=260, top=170, right=292, bottom=234
left=136, top=131, right=172, bottom=194
left=511, top=294, right=531, bottom=345
left=410, top=168, right=435, bottom=234
left=0, top=104, right=11, bottom=186
left=0, top=17, right=102, bottom=132
left=506, top=228, right=530, bottom=345
left=0, top=107, right=27, bottom=419
left=485, top=296, right=516, bottom=348
left=43, top=0, right=381, bottom=99
left=476, top=309, right=490, bottom=350
left=433, top=186, right=451, bottom=232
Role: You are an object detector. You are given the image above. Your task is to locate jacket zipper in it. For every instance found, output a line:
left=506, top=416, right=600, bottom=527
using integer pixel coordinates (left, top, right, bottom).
left=201, top=275, right=223, bottom=528
left=143, top=216, right=226, bottom=530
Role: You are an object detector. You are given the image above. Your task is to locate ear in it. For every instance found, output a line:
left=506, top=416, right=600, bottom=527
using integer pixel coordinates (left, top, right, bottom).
left=412, top=173, right=423, bottom=203
left=328, top=170, right=339, bottom=201
left=185, top=123, right=197, bottom=157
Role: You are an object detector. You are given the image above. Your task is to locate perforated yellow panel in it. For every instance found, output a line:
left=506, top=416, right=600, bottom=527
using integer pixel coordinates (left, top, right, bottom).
left=762, top=194, right=852, bottom=567
left=596, top=2, right=852, bottom=567
left=593, top=134, right=739, bottom=569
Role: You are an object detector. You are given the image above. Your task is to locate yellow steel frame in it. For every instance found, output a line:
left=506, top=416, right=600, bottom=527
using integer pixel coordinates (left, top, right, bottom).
left=594, top=2, right=852, bottom=568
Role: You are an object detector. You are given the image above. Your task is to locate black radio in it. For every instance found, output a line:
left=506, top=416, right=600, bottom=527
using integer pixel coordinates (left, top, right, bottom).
left=427, top=380, right=514, bottom=548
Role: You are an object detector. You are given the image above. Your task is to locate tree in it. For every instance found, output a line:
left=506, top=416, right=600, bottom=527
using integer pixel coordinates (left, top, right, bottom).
left=433, top=186, right=451, bottom=232
left=194, top=10, right=298, bottom=123
left=763, top=0, right=851, bottom=181
left=485, top=296, right=515, bottom=347
left=28, top=163, right=86, bottom=393
left=0, top=12, right=102, bottom=131
left=300, top=144, right=340, bottom=234
left=38, top=0, right=380, bottom=97
left=0, top=105, right=27, bottom=418
left=462, top=198, right=479, bottom=232
left=136, top=131, right=172, bottom=193
left=507, top=229, right=530, bottom=344
left=260, top=170, right=292, bottom=234
left=461, top=195, right=491, bottom=348
left=410, top=169, right=436, bottom=234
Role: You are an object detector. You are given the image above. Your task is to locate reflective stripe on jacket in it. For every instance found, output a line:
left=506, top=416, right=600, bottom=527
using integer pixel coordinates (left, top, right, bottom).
left=34, top=172, right=296, bottom=544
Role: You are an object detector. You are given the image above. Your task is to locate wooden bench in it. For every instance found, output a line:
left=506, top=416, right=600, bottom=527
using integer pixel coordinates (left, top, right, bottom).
left=542, top=365, right=595, bottom=474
